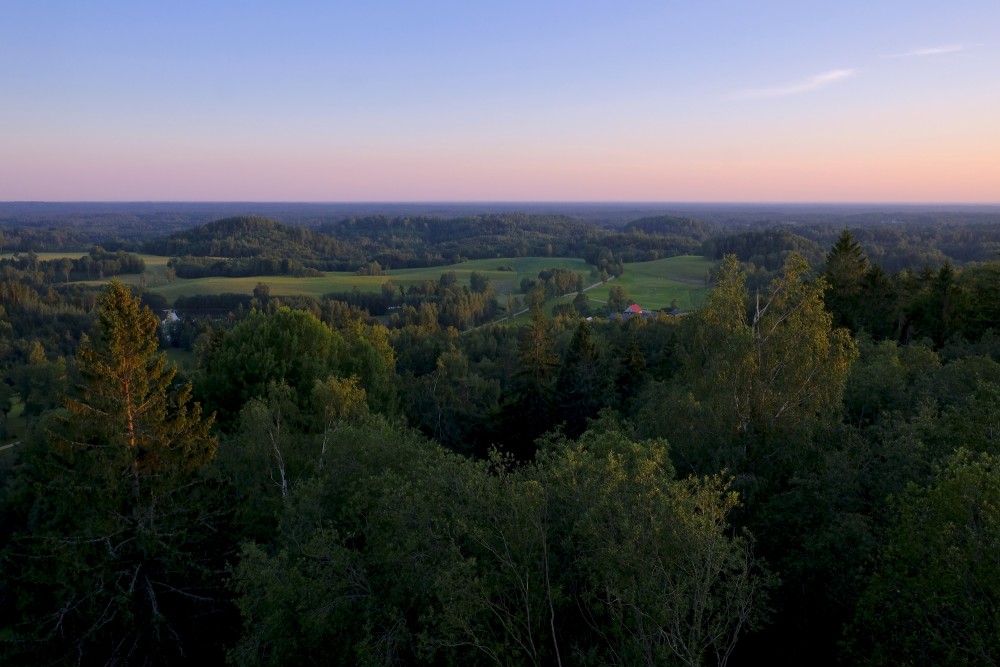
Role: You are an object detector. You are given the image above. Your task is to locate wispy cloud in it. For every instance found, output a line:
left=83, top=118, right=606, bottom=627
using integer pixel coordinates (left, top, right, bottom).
left=884, top=44, right=966, bottom=58
left=728, top=69, right=856, bottom=100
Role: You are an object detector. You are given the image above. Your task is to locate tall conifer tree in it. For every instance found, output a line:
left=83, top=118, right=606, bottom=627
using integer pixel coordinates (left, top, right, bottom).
left=3, top=281, right=219, bottom=665
left=824, top=229, right=869, bottom=330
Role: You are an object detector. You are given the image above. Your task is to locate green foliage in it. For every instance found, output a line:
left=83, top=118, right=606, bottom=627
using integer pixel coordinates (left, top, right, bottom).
left=824, top=229, right=869, bottom=330
left=334, top=316, right=399, bottom=415
left=957, top=261, right=1000, bottom=340
left=572, top=291, right=590, bottom=316
left=841, top=338, right=940, bottom=427
left=229, top=416, right=770, bottom=667
left=1, top=281, right=219, bottom=665
left=469, top=270, right=490, bottom=293
left=199, top=307, right=346, bottom=422
left=533, top=419, right=770, bottom=666
left=148, top=216, right=359, bottom=274
left=703, top=228, right=824, bottom=273
left=321, top=213, right=601, bottom=268
left=0, top=247, right=146, bottom=282
left=755, top=341, right=1000, bottom=661
left=657, top=254, right=857, bottom=492
left=199, top=307, right=396, bottom=423
left=9, top=344, right=67, bottom=422
left=71, top=281, right=216, bottom=471
left=0, top=264, right=97, bottom=362
left=933, top=380, right=1000, bottom=456
left=229, top=416, right=474, bottom=666
left=899, top=260, right=969, bottom=346
left=607, top=284, right=630, bottom=313
left=555, top=320, right=607, bottom=437
left=623, top=214, right=715, bottom=240
left=506, top=303, right=560, bottom=452
left=847, top=450, right=1000, bottom=666
left=402, top=345, right=502, bottom=455
left=13, top=208, right=1000, bottom=665
left=536, top=266, right=584, bottom=299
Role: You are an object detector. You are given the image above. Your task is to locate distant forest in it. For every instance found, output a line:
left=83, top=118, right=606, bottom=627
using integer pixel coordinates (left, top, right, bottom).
left=3, top=202, right=1000, bottom=275
left=2, top=204, right=1000, bottom=666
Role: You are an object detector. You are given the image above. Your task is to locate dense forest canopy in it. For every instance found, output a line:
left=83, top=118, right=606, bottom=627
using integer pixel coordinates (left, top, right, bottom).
left=4, top=203, right=999, bottom=273
left=148, top=216, right=355, bottom=262
left=2, top=205, right=1000, bottom=665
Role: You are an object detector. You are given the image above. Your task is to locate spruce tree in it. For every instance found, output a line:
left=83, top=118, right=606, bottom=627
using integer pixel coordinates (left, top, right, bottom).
left=824, top=229, right=869, bottom=330
left=504, top=302, right=559, bottom=455
left=2, top=280, right=220, bottom=665
left=556, top=319, right=602, bottom=436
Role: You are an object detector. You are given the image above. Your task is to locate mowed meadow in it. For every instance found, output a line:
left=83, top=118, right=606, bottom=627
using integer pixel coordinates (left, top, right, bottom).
left=17, top=252, right=715, bottom=315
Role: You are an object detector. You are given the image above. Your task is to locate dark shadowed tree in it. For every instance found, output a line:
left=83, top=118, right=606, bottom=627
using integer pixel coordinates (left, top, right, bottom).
left=1, top=281, right=220, bottom=665
left=506, top=302, right=559, bottom=454
left=556, top=319, right=605, bottom=437
left=847, top=450, right=1000, bottom=666
left=823, top=229, right=869, bottom=331
left=607, top=284, right=630, bottom=314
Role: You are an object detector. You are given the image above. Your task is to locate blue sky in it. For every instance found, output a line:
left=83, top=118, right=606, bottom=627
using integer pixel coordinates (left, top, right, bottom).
left=1, top=1, right=998, bottom=201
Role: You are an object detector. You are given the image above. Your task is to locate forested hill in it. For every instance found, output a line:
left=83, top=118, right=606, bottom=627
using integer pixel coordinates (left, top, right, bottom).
left=141, top=214, right=611, bottom=272
left=704, top=228, right=825, bottom=270
left=322, top=213, right=595, bottom=246
left=144, top=216, right=354, bottom=260
left=319, top=213, right=602, bottom=264
left=139, top=212, right=719, bottom=275
left=7, top=204, right=1000, bottom=277
left=320, top=212, right=719, bottom=266
left=622, top=214, right=716, bottom=239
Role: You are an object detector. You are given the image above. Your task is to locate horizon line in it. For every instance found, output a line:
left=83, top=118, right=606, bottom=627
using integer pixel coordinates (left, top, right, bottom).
left=3, top=200, right=1000, bottom=207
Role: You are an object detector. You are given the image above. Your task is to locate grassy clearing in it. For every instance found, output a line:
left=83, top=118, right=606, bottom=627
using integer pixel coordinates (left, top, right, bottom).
left=4, top=252, right=176, bottom=290
left=582, top=256, right=715, bottom=312
left=140, top=257, right=596, bottom=305
left=629, top=255, right=715, bottom=282
left=483, top=255, right=716, bottom=323
left=1, top=252, right=170, bottom=266
left=149, top=275, right=359, bottom=301
left=33, top=253, right=713, bottom=312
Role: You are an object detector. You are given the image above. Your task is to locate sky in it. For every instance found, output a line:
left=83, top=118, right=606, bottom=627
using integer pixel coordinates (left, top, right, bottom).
left=1, top=0, right=998, bottom=203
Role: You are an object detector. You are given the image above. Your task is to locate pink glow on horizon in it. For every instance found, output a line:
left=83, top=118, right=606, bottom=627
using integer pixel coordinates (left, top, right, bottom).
left=3, top=125, right=999, bottom=202
left=4, top=2, right=1000, bottom=203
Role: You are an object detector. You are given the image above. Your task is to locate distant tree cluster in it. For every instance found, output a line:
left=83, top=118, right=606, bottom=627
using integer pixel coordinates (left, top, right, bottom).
left=0, top=247, right=145, bottom=282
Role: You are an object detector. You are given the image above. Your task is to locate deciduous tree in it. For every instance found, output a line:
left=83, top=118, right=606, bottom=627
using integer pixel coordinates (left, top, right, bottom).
left=666, top=254, right=857, bottom=490
left=847, top=450, right=1000, bottom=666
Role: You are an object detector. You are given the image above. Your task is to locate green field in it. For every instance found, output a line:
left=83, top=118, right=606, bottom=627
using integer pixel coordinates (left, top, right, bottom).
left=143, top=255, right=712, bottom=312
left=9, top=251, right=715, bottom=314
left=1, top=252, right=170, bottom=267
left=2, top=252, right=176, bottom=288
left=595, top=256, right=714, bottom=311
left=144, top=257, right=598, bottom=305
left=492, top=255, right=716, bottom=322
left=520, top=256, right=713, bottom=320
